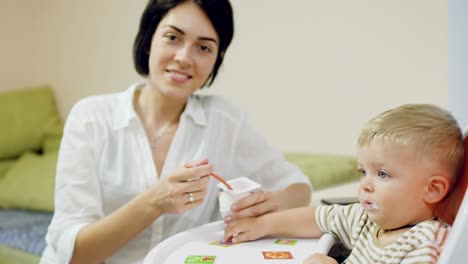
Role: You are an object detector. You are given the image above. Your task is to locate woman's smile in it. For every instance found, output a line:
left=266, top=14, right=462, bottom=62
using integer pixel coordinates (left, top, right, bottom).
left=166, top=69, right=192, bottom=84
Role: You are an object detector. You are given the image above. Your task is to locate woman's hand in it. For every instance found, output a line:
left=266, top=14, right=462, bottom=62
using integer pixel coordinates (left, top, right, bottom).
left=224, top=183, right=311, bottom=223
left=223, top=216, right=268, bottom=243
left=303, top=253, right=338, bottom=264
left=147, top=159, right=213, bottom=214
left=224, top=189, right=280, bottom=222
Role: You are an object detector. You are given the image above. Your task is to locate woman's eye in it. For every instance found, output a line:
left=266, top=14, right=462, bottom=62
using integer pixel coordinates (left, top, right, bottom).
left=165, top=34, right=177, bottom=41
left=200, top=44, right=212, bottom=53
left=358, top=169, right=366, bottom=177
left=378, top=170, right=390, bottom=178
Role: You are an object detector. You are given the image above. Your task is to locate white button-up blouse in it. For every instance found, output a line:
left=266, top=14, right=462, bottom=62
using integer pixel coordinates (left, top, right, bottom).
left=40, top=82, right=311, bottom=264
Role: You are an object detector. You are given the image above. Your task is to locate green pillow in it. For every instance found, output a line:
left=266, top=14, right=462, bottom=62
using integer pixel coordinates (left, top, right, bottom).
left=285, top=153, right=360, bottom=190
left=0, top=245, right=40, bottom=264
left=42, top=137, right=62, bottom=154
left=0, top=86, right=62, bottom=159
left=0, top=152, right=57, bottom=212
left=0, top=160, right=15, bottom=180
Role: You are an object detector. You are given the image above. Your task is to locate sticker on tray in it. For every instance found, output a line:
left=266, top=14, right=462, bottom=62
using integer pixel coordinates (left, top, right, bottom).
left=262, top=251, right=293, bottom=259
left=184, top=255, right=216, bottom=263
left=274, top=239, right=297, bottom=245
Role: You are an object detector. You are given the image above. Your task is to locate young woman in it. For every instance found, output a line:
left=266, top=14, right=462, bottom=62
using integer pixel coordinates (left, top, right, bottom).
left=40, top=1, right=311, bottom=263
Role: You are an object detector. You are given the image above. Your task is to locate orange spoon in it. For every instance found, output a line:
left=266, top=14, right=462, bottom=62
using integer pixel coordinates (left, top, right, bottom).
left=184, top=164, right=233, bottom=190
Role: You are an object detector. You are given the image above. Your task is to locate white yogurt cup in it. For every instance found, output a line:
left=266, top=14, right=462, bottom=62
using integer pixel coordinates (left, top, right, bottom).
left=218, top=177, right=262, bottom=218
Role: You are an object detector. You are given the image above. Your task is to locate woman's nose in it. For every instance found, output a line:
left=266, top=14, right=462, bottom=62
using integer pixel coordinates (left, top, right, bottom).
left=175, top=45, right=193, bottom=67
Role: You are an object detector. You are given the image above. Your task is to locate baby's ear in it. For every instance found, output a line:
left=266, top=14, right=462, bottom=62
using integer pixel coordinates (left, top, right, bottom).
left=424, top=176, right=450, bottom=204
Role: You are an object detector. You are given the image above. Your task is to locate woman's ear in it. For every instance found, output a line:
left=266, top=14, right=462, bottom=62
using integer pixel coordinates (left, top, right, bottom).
left=424, top=176, right=450, bottom=204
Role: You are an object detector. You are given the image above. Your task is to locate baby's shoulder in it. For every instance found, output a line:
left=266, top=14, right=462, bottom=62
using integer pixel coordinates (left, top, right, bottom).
left=411, top=219, right=451, bottom=244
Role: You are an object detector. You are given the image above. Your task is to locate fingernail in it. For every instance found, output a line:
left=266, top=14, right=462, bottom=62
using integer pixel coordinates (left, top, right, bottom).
left=224, top=216, right=232, bottom=223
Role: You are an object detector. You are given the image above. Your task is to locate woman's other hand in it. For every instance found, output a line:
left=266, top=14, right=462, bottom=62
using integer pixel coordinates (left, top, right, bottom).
left=224, top=189, right=279, bottom=222
left=303, top=253, right=338, bottom=264
left=224, top=183, right=310, bottom=223
left=147, top=159, right=213, bottom=214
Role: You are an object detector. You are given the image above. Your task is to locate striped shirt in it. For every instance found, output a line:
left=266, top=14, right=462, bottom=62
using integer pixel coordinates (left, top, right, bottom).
left=316, top=204, right=450, bottom=264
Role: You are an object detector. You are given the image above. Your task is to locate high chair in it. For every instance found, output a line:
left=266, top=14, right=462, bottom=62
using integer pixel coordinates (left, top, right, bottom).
left=435, top=128, right=468, bottom=263
left=437, top=189, right=468, bottom=263
left=318, top=128, right=468, bottom=263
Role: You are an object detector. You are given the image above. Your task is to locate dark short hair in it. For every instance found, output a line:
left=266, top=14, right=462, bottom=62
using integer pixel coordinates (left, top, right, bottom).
left=133, top=0, right=234, bottom=87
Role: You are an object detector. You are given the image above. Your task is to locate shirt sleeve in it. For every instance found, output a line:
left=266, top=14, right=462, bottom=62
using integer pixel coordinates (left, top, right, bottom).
left=315, top=204, right=366, bottom=249
left=44, top=99, right=106, bottom=263
left=231, top=112, right=312, bottom=191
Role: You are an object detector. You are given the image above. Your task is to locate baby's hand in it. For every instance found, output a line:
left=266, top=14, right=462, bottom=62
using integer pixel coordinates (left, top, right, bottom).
left=303, top=253, right=338, bottom=264
left=223, top=216, right=267, bottom=243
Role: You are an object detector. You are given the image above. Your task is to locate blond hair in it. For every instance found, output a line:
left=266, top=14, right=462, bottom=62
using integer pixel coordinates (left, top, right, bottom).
left=358, top=104, right=464, bottom=179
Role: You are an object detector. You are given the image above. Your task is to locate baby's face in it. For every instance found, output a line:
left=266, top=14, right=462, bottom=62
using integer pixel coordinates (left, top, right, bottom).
left=356, top=140, right=433, bottom=229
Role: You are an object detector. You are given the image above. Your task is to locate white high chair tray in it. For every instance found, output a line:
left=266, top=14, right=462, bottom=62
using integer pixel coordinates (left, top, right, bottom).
left=144, top=221, right=332, bottom=264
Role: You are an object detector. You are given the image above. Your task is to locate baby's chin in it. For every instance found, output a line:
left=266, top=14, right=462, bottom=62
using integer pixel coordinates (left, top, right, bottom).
left=365, top=210, right=392, bottom=228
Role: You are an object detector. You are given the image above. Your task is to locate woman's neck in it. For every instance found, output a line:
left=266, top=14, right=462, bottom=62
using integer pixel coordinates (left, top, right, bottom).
left=134, top=84, right=185, bottom=129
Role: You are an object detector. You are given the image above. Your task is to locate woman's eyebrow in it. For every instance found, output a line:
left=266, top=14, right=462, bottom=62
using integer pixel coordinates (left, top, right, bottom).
left=164, top=25, right=218, bottom=45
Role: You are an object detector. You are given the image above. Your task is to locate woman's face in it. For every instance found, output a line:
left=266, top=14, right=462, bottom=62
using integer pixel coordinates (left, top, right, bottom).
left=147, top=1, right=219, bottom=100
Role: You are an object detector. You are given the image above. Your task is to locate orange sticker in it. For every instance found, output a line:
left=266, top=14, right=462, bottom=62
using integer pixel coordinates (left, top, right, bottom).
left=262, top=251, right=293, bottom=259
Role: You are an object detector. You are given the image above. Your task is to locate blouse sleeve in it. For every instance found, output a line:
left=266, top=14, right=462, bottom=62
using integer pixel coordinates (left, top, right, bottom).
left=230, top=113, right=311, bottom=190
left=44, top=100, right=106, bottom=263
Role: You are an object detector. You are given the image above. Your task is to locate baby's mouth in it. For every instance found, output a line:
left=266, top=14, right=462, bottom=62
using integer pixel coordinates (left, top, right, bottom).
left=362, top=200, right=379, bottom=210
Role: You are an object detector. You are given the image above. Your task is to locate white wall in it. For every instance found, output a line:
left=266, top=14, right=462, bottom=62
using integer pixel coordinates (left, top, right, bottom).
left=0, top=0, right=448, bottom=155
left=449, top=0, right=468, bottom=130
left=0, top=1, right=50, bottom=90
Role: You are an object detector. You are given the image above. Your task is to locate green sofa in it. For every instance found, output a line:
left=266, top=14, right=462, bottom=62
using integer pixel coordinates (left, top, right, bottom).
left=285, top=152, right=359, bottom=190
left=0, top=86, right=62, bottom=264
left=0, top=86, right=360, bottom=264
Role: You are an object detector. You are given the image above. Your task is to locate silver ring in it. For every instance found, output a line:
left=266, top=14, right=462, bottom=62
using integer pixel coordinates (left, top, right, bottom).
left=188, top=192, right=194, bottom=203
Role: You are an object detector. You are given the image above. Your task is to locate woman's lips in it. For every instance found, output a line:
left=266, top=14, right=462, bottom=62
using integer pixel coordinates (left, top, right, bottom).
left=166, top=69, right=192, bottom=84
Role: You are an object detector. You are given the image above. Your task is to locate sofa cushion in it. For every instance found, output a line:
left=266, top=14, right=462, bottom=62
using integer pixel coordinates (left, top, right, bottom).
left=0, top=152, right=58, bottom=212
left=0, top=86, right=62, bottom=159
left=42, top=137, right=62, bottom=154
left=285, top=153, right=360, bottom=190
left=0, top=160, right=15, bottom=180
left=0, top=209, right=53, bottom=256
left=0, top=245, right=40, bottom=264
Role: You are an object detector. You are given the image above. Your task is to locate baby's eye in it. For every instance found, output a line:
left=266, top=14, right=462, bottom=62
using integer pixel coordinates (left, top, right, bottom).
left=378, top=170, right=390, bottom=178
left=358, top=169, right=366, bottom=177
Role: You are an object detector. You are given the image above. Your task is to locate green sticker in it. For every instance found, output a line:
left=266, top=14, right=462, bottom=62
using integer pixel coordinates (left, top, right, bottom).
left=184, top=255, right=216, bottom=264
left=274, top=239, right=297, bottom=245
